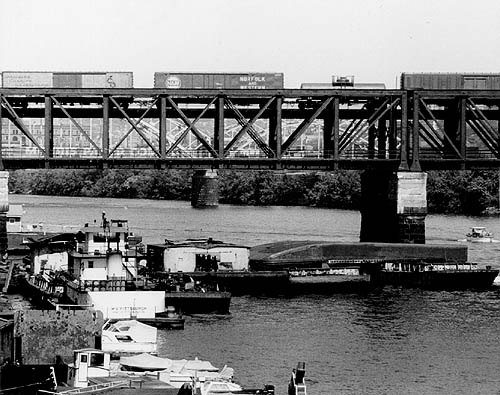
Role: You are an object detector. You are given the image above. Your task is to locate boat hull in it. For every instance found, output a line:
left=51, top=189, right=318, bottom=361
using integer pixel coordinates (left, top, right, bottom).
left=138, top=316, right=185, bottom=329
left=164, top=291, right=231, bottom=314
left=373, top=269, right=499, bottom=290
left=288, top=274, right=373, bottom=294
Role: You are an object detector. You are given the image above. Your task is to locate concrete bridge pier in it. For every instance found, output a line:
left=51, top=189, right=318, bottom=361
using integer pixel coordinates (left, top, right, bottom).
left=191, top=169, right=219, bottom=208
left=0, top=172, right=8, bottom=255
left=360, top=171, right=427, bottom=244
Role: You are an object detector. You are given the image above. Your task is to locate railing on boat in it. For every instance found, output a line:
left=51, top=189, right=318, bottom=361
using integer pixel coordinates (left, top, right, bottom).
left=38, top=380, right=129, bottom=394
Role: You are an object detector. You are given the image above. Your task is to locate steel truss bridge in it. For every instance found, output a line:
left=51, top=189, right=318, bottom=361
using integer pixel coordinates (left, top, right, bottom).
left=1, top=88, right=500, bottom=171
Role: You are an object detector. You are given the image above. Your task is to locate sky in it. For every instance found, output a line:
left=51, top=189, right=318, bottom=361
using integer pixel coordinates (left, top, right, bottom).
left=1, top=0, right=500, bottom=89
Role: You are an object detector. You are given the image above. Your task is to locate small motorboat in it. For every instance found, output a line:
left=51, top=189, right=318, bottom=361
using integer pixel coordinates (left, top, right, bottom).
left=101, top=319, right=157, bottom=355
left=466, top=227, right=498, bottom=243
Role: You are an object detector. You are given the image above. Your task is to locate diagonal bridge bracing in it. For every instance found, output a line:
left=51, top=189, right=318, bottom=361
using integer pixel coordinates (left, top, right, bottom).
left=0, top=88, right=500, bottom=170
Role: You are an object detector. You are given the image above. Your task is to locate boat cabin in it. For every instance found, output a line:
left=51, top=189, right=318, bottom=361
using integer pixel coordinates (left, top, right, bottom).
left=80, top=216, right=141, bottom=255
left=68, top=215, right=144, bottom=282
left=67, top=348, right=111, bottom=388
left=26, top=233, right=79, bottom=275
left=147, top=238, right=250, bottom=273
left=6, top=204, right=23, bottom=233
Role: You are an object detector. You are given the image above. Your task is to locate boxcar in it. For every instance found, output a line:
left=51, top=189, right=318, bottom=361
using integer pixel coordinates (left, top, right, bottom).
left=401, top=73, right=500, bottom=90
left=154, top=72, right=284, bottom=89
left=1, top=71, right=134, bottom=88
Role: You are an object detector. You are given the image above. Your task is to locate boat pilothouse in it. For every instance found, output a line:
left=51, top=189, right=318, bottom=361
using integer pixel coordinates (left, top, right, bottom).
left=288, top=362, right=307, bottom=395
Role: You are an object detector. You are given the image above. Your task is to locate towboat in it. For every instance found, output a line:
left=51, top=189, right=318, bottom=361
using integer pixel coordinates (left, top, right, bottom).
left=466, top=227, right=498, bottom=243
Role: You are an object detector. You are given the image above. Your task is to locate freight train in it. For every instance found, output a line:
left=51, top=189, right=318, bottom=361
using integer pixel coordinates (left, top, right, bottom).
left=1, top=71, right=500, bottom=90
left=0, top=71, right=284, bottom=89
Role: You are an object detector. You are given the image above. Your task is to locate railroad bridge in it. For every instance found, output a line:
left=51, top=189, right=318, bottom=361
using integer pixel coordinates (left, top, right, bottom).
left=1, top=87, right=500, bottom=249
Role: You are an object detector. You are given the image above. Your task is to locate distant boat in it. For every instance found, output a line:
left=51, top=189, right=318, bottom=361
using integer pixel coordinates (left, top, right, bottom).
left=465, top=227, right=498, bottom=243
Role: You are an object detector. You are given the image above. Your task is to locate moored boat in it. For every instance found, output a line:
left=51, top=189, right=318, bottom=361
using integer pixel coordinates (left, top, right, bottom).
left=101, top=319, right=158, bottom=356
left=371, top=260, right=499, bottom=290
left=465, top=227, right=498, bottom=243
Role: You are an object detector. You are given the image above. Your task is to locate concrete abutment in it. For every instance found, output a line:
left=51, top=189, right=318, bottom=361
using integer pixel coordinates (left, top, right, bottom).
left=360, top=171, right=427, bottom=244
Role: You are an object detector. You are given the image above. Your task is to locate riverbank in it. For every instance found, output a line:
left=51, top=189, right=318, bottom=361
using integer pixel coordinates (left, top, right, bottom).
left=8, top=168, right=500, bottom=215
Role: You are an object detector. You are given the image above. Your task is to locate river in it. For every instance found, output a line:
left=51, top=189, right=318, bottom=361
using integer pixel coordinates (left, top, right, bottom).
left=9, top=194, right=500, bottom=394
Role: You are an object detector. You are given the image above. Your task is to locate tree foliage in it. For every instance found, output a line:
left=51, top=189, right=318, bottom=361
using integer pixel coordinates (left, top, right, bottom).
left=7, top=169, right=500, bottom=215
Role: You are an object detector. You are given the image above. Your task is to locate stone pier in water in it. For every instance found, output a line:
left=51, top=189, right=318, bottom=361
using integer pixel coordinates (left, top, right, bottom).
left=191, top=169, right=219, bottom=208
left=360, top=171, right=427, bottom=244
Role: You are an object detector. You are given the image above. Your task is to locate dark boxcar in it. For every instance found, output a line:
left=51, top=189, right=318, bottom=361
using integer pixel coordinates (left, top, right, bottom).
left=401, top=73, right=500, bottom=90
left=154, top=72, right=284, bottom=89
left=1, top=71, right=133, bottom=88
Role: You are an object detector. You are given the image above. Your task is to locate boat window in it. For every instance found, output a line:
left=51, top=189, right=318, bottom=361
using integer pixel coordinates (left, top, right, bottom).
left=115, top=335, right=134, bottom=342
left=93, top=233, right=107, bottom=243
left=90, top=352, right=105, bottom=367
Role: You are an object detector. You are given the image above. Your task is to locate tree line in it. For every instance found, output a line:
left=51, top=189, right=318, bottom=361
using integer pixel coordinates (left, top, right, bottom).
left=8, top=169, right=500, bottom=215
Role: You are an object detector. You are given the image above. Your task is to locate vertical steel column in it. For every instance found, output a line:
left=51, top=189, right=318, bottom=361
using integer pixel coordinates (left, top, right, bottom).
left=377, top=116, right=387, bottom=159
left=269, top=96, right=282, bottom=159
left=0, top=96, right=3, bottom=170
left=399, top=91, right=409, bottom=170
left=411, top=93, right=421, bottom=171
left=159, top=96, right=167, bottom=160
left=388, top=104, right=397, bottom=159
left=323, top=100, right=334, bottom=158
left=44, top=95, right=53, bottom=165
left=459, top=97, right=467, bottom=164
left=333, top=97, right=339, bottom=168
left=368, top=103, right=376, bottom=159
left=102, top=95, right=110, bottom=160
left=214, top=96, right=225, bottom=157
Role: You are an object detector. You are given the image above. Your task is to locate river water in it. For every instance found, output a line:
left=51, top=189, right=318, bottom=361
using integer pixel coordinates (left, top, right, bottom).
left=9, top=194, right=500, bottom=395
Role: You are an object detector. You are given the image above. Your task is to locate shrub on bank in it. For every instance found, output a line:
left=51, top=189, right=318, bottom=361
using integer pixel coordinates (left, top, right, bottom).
left=7, top=169, right=500, bottom=215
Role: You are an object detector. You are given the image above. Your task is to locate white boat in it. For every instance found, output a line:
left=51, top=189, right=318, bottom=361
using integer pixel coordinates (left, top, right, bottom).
left=120, top=353, right=230, bottom=388
left=101, top=320, right=157, bottom=355
left=198, top=380, right=244, bottom=395
left=465, top=227, right=498, bottom=243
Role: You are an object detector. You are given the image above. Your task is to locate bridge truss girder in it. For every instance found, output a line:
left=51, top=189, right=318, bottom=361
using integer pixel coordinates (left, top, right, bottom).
left=0, top=88, right=499, bottom=171
left=410, top=91, right=500, bottom=170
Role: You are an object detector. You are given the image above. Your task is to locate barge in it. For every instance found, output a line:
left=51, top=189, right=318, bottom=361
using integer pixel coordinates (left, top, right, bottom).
left=250, top=241, right=499, bottom=291
left=372, top=260, right=499, bottom=290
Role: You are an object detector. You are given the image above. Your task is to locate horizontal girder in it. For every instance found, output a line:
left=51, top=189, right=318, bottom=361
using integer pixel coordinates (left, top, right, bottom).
left=0, top=88, right=499, bottom=171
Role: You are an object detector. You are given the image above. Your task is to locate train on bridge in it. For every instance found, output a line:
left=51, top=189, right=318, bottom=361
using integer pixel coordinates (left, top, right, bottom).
left=2, top=71, right=500, bottom=90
